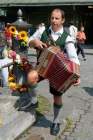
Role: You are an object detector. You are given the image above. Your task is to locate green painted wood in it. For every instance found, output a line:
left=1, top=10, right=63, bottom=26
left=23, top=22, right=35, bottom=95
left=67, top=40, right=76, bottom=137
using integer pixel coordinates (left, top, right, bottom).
left=0, top=0, right=93, bottom=6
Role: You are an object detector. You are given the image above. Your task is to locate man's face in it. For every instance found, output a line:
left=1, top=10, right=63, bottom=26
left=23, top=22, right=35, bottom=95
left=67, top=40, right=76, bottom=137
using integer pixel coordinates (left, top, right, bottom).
left=50, top=10, right=64, bottom=31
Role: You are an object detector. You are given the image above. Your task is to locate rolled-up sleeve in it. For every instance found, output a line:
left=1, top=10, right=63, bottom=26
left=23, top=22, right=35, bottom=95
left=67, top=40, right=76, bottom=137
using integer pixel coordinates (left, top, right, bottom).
left=65, top=36, right=80, bottom=65
left=28, top=27, right=45, bottom=44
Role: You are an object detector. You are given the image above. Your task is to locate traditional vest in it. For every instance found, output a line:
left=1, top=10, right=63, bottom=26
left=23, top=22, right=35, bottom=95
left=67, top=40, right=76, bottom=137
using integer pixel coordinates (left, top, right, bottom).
left=41, top=28, right=68, bottom=51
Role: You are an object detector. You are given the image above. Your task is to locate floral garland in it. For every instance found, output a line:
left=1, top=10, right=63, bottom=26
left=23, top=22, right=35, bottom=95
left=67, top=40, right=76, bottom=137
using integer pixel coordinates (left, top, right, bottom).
left=8, top=78, right=27, bottom=92
left=7, top=49, right=32, bottom=92
left=8, top=69, right=28, bottom=92
left=4, top=25, right=33, bottom=92
left=5, top=25, right=29, bottom=49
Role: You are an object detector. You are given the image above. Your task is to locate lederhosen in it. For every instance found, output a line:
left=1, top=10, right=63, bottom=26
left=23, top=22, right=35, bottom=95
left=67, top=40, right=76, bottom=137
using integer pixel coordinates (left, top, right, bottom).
left=38, top=28, right=69, bottom=96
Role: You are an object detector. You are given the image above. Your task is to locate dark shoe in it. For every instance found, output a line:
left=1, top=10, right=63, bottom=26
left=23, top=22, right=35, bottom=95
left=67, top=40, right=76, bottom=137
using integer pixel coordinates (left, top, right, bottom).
left=18, top=101, right=38, bottom=111
left=50, top=123, right=60, bottom=136
left=83, top=58, right=86, bottom=61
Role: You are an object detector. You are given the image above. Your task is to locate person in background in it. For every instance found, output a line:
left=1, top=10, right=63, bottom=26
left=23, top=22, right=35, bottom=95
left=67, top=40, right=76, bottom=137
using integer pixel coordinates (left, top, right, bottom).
left=69, top=22, right=78, bottom=48
left=77, top=26, right=86, bottom=61
left=0, top=49, right=13, bottom=87
left=4, top=23, right=12, bottom=48
left=0, top=28, right=10, bottom=87
left=24, top=8, right=80, bottom=136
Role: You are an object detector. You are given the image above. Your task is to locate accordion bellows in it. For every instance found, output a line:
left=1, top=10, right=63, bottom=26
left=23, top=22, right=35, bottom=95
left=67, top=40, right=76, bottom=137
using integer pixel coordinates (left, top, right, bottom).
left=36, top=46, right=80, bottom=93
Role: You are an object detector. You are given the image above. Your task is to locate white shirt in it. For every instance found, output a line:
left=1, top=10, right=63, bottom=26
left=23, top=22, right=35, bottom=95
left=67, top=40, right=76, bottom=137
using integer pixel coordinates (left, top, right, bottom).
left=28, top=26, right=80, bottom=65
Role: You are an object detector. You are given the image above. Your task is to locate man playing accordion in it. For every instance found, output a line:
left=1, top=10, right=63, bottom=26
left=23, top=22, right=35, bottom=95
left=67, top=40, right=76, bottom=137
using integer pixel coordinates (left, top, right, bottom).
left=28, top=8, right=80, bottom=136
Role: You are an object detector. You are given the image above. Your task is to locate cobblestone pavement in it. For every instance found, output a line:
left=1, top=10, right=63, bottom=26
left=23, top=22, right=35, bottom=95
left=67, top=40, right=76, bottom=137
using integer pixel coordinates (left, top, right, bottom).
left=17, top=46, right=93, bottom=140
left=64, top=46, right=93, bottom=140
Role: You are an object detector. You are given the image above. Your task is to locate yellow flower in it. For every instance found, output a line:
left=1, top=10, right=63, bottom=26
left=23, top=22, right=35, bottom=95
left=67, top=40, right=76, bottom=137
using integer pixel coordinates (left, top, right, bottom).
left=18, top=31, right=28, bottom=42
left=8, top=82, right=17, bottom=90
left=8, top=76, right=15, bottom=82
left=8, top=26, right=17, bottom=36
left=8, top=73, right=15, bottom=80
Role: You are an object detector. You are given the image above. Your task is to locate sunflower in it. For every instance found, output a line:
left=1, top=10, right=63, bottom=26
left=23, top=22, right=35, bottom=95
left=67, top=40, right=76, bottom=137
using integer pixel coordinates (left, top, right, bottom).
left=8, top=82, right=17, bottom=90
left=8, top=73, right=16, bottom=82
left=8, top=81, right=22, bottom=91
left=18, top=31, right=28, bottom=42
left=8, top=76, right=15, bottom=82
left=8, top=26, right=17, bottom=36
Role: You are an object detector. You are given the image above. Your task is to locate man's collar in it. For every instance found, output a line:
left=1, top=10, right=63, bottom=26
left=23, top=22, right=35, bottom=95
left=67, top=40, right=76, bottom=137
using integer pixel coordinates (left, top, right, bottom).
left=49, top=26, right=63, bottom=36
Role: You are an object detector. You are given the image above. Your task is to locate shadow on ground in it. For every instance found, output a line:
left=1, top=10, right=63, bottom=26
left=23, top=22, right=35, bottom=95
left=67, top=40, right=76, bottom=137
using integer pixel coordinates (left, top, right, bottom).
left=35, top=111, right=52, bottom=128
left=85, top=52, right=93, bottom=55
left=13, top=93, right=52, bottom=128
left=83, top=87, right=93, bottom=96
left=84, top=45, right=93, bottom=49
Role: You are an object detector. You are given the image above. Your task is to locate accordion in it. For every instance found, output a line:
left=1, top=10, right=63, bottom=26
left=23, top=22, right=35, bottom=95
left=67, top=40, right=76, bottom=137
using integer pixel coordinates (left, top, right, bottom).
left=36, top=46, right=80, bottom=93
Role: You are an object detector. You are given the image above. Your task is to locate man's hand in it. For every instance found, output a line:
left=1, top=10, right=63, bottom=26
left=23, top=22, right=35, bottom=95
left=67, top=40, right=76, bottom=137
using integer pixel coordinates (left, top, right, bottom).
left=29, top=39, right=47, bottom=49
left=73, top=78, right=80, bottom=86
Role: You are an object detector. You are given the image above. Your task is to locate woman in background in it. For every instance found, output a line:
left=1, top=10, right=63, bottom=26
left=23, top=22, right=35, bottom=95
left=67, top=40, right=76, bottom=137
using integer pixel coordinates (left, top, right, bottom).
left=77, top=26, right=86, bottom=61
